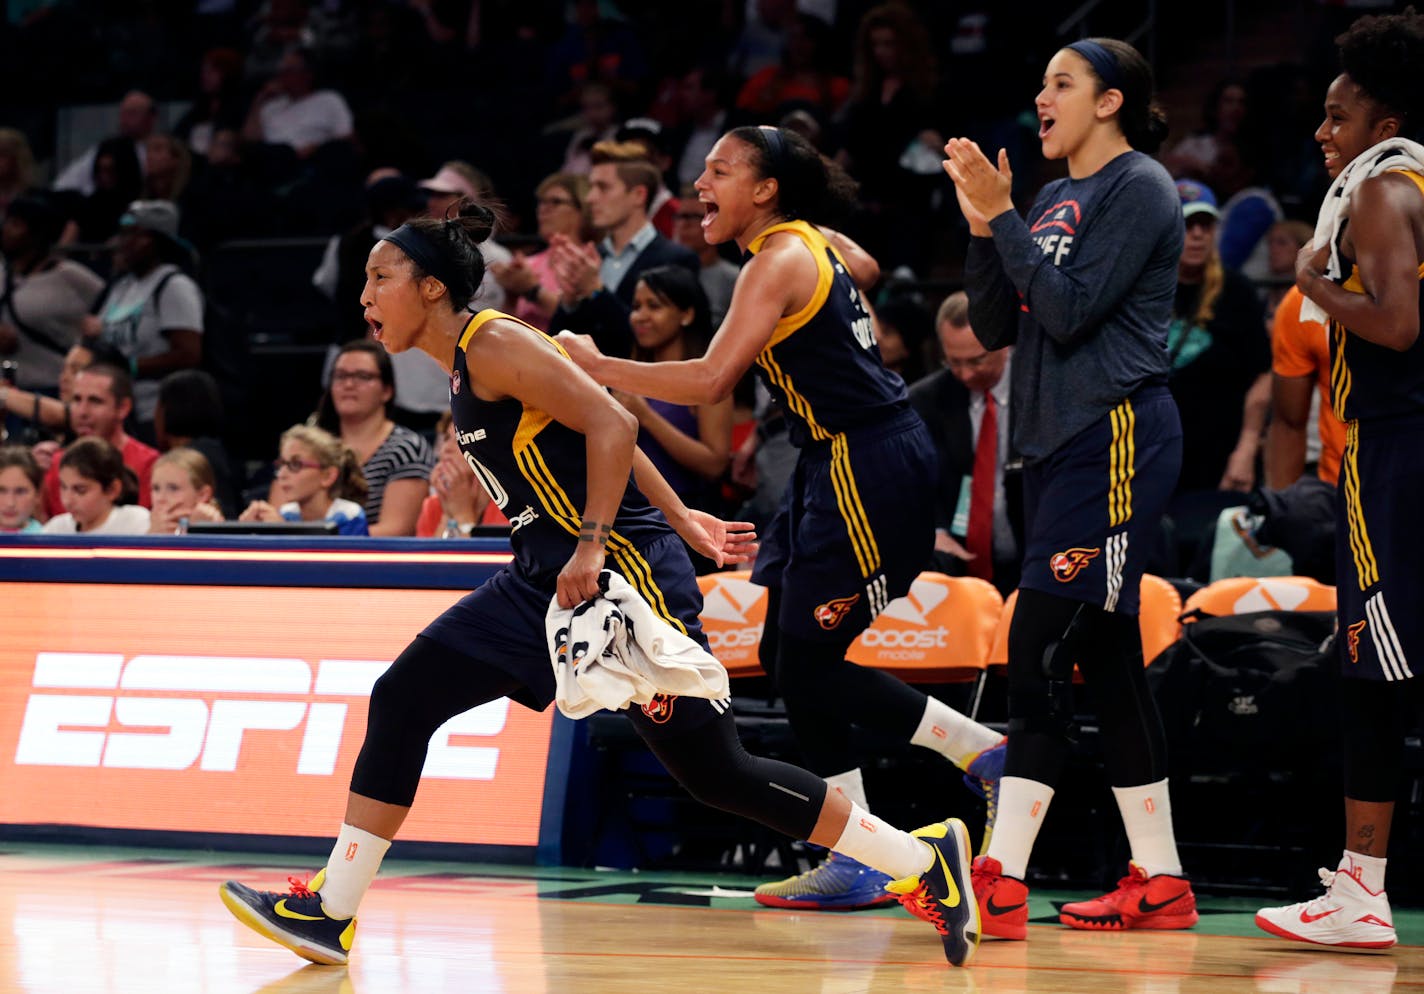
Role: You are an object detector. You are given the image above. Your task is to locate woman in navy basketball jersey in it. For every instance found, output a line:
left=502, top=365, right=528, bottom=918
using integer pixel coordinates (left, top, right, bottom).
left=557, top=126, right=1007, bottom=914
left=944, top=37, right=1199, bottom=937
left=218, top=199, right=980, bottom=969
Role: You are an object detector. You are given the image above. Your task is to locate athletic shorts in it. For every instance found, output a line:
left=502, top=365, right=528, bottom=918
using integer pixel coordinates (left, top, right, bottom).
left=752, top=408, right=936, bottom=642
left=421, top=532, right=728, bottom=737
left=1020, top=385, right=1181, bottom=616
left=1336, top=415, right=1422, bottom=682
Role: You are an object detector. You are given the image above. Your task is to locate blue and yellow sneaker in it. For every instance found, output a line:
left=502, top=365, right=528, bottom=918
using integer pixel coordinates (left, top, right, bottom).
left=219, top=869, right=357, bottom=965
left=964, top=737, right=1005, bottom=855
left=754, top=851, right=897, bottom=910
left=885, top=819, right=981, bottom=967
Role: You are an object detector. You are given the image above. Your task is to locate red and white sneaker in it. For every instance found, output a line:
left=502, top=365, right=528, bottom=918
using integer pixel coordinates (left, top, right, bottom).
left=970, top=854, right=1030, bottom=940
left=1059, top=861, right=1198, bottom=931
left=1255, top=865, right=1397, bottom=949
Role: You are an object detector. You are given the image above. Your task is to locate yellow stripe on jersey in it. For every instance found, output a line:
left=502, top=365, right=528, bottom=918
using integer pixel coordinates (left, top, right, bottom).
left=829, top=434, right=881, bottom=578
left=1107, top=400, right=1136, bottom=528
left=745, top=221, right=836, bottom=349
left=1342, top=420, right=1380, bottom=590
left=460, top=308, right=572, bottom=354
left=756, top=349, right=831, bottom=442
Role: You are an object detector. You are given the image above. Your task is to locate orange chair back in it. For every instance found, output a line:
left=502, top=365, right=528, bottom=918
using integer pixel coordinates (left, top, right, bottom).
left=696, top=570, right=770, bottom=679
left=846, top=572, right=1003, bottom=681
left=1182, top=576, right=1336, bottom=619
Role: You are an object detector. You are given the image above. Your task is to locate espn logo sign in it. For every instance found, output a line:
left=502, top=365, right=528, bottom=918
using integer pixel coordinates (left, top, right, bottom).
left=15, top=652, right=507, bottom=780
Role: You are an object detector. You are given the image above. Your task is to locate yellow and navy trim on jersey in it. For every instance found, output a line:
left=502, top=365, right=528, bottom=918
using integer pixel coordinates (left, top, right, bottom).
left=1341, top=420, right=1381, bottom=591
left=1108, top=398, right=1136, bottom=528
left=756, top=347, right=830, bottom=443
left=457, top=309, right=687, bottom=633
left=747, top=220, right=841, bottom=350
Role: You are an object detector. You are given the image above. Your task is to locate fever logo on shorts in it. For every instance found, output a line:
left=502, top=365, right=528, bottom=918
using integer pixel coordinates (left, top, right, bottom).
left=1049, top=547, right=1100, bottom=583
left=641, top=693, right=676, bottom=724
left=1347, top=619, right=1368, bottom=664
left=450, top=369, right=461, bottom=395
left=814, top=594, right=860, bottom=630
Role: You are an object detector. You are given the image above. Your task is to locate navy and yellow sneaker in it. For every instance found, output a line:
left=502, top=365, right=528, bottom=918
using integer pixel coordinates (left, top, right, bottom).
left=885, top=819, right=981, bottom=967
left=963, top=737, right=1005, bottom=856
left=220, top=869, right=357, bottom=965
left=754, top=851, right=897, bottom=910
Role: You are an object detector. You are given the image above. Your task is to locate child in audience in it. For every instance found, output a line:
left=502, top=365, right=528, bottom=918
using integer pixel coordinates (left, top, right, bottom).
left=415, top=410, right=507, bottom=537
left=0, top=446, right=44, bottom=533
left=147, top=446, right=224, bottom=533
left=42, top=437, right=151, bottom=534
left=240, top=424, right=369, bottom=535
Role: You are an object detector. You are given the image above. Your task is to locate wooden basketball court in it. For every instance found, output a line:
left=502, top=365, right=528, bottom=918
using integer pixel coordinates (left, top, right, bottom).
left=1, top=844, right=1419, bottom=993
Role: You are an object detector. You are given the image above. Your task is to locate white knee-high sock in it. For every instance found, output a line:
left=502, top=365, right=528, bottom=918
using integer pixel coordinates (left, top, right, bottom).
left=318, top=824, right=391, bottom=918
left=832, top=802, right=933, bottom=880
left=825, top=768, right=870, bottom=811
left=1113, top=780, right=1182, bottom=877
left=985, top=776, right=1055, bottom=879
left=910, top=695, right=1002, bottom=769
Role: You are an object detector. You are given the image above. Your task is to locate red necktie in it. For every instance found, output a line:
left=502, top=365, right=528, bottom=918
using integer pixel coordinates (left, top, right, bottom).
left=966, top=392, right=996, bottom=581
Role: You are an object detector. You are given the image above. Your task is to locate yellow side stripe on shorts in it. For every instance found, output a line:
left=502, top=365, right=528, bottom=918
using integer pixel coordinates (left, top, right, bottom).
left=1107, top=400, right=1136, bottom=528
left=1330, top=321, right=1352, bottom=416
left=1342, top=421, right=1379, bottom=590
left=829, top=433, right=880, bottom=578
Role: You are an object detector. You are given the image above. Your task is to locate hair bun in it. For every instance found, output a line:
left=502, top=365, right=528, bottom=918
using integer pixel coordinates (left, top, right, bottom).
left=453, top=199, right=497, bottom=245
left=1142, top=105, right=1170, bottom=155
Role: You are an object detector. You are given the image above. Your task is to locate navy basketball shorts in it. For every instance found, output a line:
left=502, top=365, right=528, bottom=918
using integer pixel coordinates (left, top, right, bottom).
left=752, top=408, right=937, bottom=642
left=1336, top=415, right=1422, bottom=682
left=420, top=532, right=730, bottom=737
left=1020, top=385, right=1181, bottom=615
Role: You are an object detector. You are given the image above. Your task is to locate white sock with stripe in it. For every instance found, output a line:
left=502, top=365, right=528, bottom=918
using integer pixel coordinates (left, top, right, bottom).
left=833, top=802, right=934, bottom=880
left=985, top=776, right=1055, bottom=879
left=1341, top=850, right=1387, bottom=894
left=319, top=823, right=391, bottom=918
left=910, top=695, right=1002, bottom=769
left=825, top=768, right=870, bottom=811
left=1113, top=779, right=1183, bottom=877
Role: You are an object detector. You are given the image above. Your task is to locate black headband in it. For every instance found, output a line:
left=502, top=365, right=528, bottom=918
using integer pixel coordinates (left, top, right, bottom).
left=1066, top=40, right=1124, bottom=94
left=382, top=223, right=462, bottom=291
left=761, top=126, right=788, bottom=174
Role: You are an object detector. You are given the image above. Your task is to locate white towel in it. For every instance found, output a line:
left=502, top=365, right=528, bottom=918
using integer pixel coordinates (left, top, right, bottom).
left=1300, top=137, right=1424, bottom=324
left=546, top=570, right=729, bottom=719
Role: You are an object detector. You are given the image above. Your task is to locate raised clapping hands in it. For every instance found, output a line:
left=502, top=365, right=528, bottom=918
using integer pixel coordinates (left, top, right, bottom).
left=942, top=138, right=1015, bottom=235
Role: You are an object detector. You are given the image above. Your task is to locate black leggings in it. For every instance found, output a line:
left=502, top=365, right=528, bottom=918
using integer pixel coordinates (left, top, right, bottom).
left=759, top=586, right=928, bottom=778
left=1004, top=588, right=1168, bottom=790
left=351, top=635, right=828, bottom=840
left=1343, top=677, right=1424, bottom=802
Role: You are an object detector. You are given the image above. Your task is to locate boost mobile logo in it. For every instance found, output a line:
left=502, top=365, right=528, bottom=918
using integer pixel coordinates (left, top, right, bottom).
left=699, top=577, right=767, bottom=651
left=15, top=653, right=508, bottom=778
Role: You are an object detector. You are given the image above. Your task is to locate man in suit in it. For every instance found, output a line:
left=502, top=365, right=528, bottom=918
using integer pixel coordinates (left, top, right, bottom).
left=908, top=291, right=1021, bottom=594
left=548, top=141, right=700, bottom=357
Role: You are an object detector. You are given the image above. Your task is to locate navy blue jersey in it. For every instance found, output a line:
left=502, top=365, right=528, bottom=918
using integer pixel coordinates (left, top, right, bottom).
left=1330, top=170, right=1424, bottom=423
left=745, top=221, right=909, bottom=448
left=450, top=309, right=672, bottom=587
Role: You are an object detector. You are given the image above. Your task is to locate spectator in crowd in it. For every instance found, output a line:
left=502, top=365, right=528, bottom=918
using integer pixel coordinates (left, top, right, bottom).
left=615, top=118, right=680, bottom=237
left=908, top=291, right=1019, bottom=594
left=1265, top=283, right=1340, bottom=490
left=1261, top=219, right=1314, bottom=318
left=836, top=2, right=943, bottom=273
left=0, top=445, right=43, bottom=533
left=415, top=410, right=507, bottom=539
left=549, top=140, right=699, bottom=357
left=1161, top=78, right=1247, bottom=180
left=316, top=339, right=432, bottom=536
left=63, top=137, right=144, bottom=245
left=544, top=0, right=648, bottom=114
left=146, top=446, right=223, bottom=534
left=556, top=80, right=621, bottom=175
left=735, top=14, right=849, bottom=122
left=42, top=436, right=150, bottom=534
left=673, top=65, right=730, bottom=190
left=0, top=128, right=35, bottom=219
left=82, top=200, right=204, bottom=430
left=872, top=297, right=931, bottom=385
left=241, top=423, right=369, bottom=535
left=41, top=362, right=158, bottom=518
left=489, top=172, right=590, bottom=332
left=153, top=368, right=241, bottom=518
left=726, top=0, right=800, bottom=81
left=313, top=170, right=430, bottom=340
left=172, top=47, right=247, bottom=157
left=0, top=343, right=100, bottom=455
left=52, top=90, right=156, bottom=197
left=0, top=194, right=105, bottom=396
left=1212, top=138, right=1285, bottom=284
left=243, top=46, right=354, bottom=160
left=179, top=128, right=279, bottom=250
left=141, top=135, right=192, bottom=203
left=620, top=266, right=731, bottom=524
left=671, top=186, right=739, bottom=324
left=1167, top=181, right=1271, bottom=498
